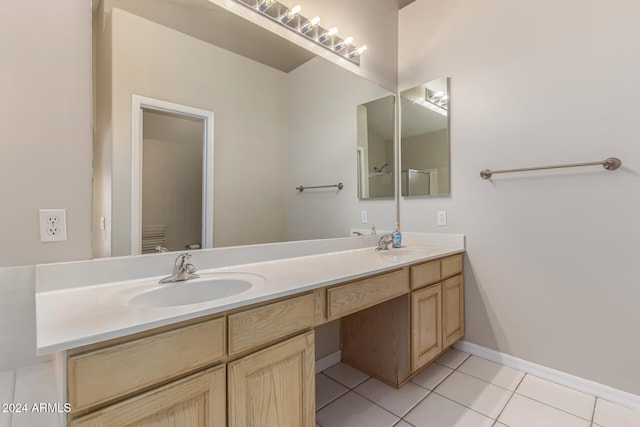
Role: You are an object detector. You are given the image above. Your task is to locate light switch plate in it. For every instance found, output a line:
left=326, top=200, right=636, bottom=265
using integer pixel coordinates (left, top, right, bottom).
left=361, top=210, right=368, bottom=224
left=437, top=210, right=447, bottom=226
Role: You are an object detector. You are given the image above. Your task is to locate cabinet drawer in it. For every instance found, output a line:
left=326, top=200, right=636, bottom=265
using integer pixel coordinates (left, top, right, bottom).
left=411, top=259, right=441, bottom=290
left=441, top=254, right=463, bottom=278
left=327, top=269, right=409, bottom=320
left=68, top=317, right=225, bottom=413
left=70, top=365, right=226, bottom=427
left=228, top=293, right=315, bottom=356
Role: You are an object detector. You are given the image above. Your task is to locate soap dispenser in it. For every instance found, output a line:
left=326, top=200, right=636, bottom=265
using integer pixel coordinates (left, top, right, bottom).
left=392, top=223, right=402, bottom=248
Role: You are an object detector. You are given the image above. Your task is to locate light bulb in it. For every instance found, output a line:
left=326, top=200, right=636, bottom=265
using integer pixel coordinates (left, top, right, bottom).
left=300, top=16, right=320, bottom=33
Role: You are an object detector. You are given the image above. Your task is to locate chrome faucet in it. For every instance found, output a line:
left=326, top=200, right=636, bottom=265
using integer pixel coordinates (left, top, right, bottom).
left=375, top=234, right=394, bottom=251
left=159, top=253, right=199, bottom=283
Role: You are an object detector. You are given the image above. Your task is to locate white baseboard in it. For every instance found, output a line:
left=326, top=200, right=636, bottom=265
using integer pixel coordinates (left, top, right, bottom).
left=454, top=340, right=640, bottom=411
left=315, top=350, right=341, bottom=374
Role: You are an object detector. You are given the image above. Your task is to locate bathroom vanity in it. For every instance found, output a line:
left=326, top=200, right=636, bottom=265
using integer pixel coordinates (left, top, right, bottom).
left=35, top=234, right=464, bottom=426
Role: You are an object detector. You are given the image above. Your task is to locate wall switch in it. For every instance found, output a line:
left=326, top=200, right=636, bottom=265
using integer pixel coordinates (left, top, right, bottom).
left=361, top=210, right=368, bottom=224
left=100, top=216, right=106, bottom=231
left=437, top=210, right=447, bottom=226
left=39, top=209, right=67, bottom=242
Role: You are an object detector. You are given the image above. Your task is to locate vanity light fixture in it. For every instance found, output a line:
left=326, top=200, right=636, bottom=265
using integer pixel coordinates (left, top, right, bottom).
left=426, top=88, right=448, bottom=110
left=232, top=0, right=367, bottom=65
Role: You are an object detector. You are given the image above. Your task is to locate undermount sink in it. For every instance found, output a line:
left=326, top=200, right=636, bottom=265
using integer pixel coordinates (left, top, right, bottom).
left=103, top=273, right=265, bottom=308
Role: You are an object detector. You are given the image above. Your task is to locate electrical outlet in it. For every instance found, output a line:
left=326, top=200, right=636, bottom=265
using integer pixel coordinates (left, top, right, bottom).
left=361, top=210, right=368, bottom=224
left=39, top=209, right=67, bottom=242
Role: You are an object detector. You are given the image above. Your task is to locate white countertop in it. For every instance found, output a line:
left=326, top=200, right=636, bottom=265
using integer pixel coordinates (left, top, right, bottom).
left=35, top=233, right=464, bottom=355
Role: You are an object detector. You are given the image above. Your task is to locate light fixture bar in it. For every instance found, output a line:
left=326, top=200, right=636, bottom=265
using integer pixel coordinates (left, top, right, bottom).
left=232, top=0, right=366, bottom=65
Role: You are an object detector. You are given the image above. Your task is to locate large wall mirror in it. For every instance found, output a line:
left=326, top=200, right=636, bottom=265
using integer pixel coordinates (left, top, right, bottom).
left=92, top=0, right=396, bottom=257
left=400, top=77, right=450, bottom=197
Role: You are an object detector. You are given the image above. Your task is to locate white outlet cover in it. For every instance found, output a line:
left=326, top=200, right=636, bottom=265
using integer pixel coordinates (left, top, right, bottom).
left=361, top=210, right=368, bottom=224
left=39, top=209, right=67, bottom=242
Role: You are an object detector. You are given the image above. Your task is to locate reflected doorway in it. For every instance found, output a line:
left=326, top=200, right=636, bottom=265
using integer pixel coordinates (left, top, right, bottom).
left=131, top=95, right=214, bottom=255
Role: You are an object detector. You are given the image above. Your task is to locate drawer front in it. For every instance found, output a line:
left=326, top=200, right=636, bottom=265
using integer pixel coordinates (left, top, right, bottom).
left=441, top=254, right=463, bottom=278
left=228, top=293, right=315, bottom=356
left=68, top=317, right=226, bottom=412
left=327, top=269, right=409, bottom=320
left=411, top=259, right=441, bottom=290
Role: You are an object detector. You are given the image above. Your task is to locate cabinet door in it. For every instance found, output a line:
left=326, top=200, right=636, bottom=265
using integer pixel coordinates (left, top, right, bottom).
left=228, top=331, right=315, bottom=427
left=70, top=365, right=225, bottom=427
left=443, top=274, right=464, bottom=348
left=411, top=284, right=442, bottom=371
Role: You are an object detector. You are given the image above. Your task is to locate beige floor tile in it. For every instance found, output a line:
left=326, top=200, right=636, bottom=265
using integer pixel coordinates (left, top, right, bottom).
left=316, top=373, right=349, bottom=410
left=516, top=374, right=595, bottom=420
left=394, top=420, right=414, bottom=427
left=411, top=363, right=453, bottom=390
left=498, top=394, right=590, bottom=427
left=323, top=363, right=370, bottom=389
left=404, top=392, right=493, bottom=427
left=355, top=377, right=429, bottom=417
left=316, top=391, right=399, bottom=427
left=435, top=348, right=470, bottom=369
left=435, top=371, right=512, bottom=418
left=593, top=398, right=640, bottom=427
left=457, top=356, right=524, bottom=391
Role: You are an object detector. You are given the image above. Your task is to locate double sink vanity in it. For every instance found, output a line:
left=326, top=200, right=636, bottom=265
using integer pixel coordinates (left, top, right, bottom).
left=35, top=233, right=464, bottom=426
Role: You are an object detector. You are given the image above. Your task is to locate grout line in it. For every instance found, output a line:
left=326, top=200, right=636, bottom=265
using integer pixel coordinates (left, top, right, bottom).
left=452, top=369, right=524, bottom=393
left=350, top=388, right=403, bottom=422
left=492, top=373, right=526, bottom=425
left=590, top=397, right=598, bottom=425
left=315, top=372, right=350, bottom=411
left=431, top=390, right=500, bottom=421
left=513, top=391, right=595, bottom=421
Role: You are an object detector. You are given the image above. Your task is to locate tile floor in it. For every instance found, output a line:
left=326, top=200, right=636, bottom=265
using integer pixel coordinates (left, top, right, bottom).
left=315, top=349, right=640, bottom=427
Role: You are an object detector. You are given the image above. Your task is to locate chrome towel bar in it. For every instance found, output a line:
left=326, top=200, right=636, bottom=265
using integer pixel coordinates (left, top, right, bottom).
left=480, top=157, right=621, bottom=180
left=296, top=182, right=344, bottom=192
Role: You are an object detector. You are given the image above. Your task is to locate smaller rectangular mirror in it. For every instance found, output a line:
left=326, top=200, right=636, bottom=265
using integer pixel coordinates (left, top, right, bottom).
left=357, top=94, right=396, bottom=199
left=400, top=77, right=450, bottom=197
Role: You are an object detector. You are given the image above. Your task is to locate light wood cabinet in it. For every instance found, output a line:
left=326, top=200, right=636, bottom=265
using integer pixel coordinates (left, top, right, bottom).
left=341, top=253, right=464, bottom=387
left=411, top=284, right=442, bottom=371
left=228, top=331, right=315, bottom=427
left=70, top=365, right=226, bottom=427
left=443, top=274, right=464, bottom=348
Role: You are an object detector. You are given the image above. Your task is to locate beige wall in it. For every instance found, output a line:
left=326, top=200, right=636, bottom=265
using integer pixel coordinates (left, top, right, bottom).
left=0, top=0, right=92, bottom=268
left=400, top=0, right=640, bottom=395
